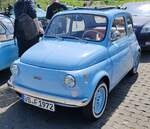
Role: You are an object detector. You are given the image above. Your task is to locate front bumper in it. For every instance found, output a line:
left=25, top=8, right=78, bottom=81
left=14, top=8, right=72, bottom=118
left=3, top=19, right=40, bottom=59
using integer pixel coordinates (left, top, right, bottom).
left=7, top=80, right=89, bottom=108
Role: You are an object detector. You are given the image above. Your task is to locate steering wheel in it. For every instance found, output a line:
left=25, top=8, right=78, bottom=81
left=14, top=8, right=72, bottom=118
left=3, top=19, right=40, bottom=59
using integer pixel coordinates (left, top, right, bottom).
left=82, top=30, right=103, bottom=41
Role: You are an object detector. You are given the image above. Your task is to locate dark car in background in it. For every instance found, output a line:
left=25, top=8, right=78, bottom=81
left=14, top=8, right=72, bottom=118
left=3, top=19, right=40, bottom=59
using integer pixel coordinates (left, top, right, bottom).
left=123, top=2, right=150, bottom=49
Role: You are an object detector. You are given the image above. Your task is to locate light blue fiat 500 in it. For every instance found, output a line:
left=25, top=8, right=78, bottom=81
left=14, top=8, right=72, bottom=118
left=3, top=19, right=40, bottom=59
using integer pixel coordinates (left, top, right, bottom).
left=8, top=7, right=140, bottom=120
left=0, top=14, right=18, bottom=71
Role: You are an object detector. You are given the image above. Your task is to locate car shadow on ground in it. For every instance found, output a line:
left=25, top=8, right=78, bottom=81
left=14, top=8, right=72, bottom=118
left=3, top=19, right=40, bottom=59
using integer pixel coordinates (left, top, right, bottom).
left=0, top=73, right=138, bottom=129
left=0, top=69, right=11, bottom=86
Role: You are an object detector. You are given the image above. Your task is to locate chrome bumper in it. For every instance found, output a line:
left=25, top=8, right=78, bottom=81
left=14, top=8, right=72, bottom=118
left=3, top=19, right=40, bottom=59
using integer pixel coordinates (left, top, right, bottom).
left=7, top=81, right=89, bottom=107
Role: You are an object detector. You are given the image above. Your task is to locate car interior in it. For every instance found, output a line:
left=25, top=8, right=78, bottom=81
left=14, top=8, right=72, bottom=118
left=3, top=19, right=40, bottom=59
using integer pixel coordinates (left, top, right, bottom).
left=71, top=15, right=107, bottom=41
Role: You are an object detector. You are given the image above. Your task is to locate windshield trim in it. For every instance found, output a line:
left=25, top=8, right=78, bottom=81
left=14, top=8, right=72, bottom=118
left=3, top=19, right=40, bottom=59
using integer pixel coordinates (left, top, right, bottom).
left=44, top=13, right=108, bottom=43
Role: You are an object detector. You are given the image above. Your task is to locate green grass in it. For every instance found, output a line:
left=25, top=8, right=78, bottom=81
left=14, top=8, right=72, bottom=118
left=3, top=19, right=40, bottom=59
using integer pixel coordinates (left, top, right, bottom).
left=0, top=0, right=149, bottom=10
left=37, top=0, right=149, bottom=10
left=37, top=0, right=84, bottom=9
left=102, top=0, right=149, bottom=5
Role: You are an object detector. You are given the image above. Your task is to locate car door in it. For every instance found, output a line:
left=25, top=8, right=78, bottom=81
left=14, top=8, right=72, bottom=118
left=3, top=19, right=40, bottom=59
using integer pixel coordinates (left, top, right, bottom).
left=109, top=14, right=132, bottom=88
left=0, top=16, right=18, bottom=70
left=126, top=15, right=139, bottom=69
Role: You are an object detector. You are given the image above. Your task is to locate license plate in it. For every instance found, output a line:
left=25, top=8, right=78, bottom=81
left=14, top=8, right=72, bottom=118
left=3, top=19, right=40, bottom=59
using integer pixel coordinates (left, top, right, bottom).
left=23, top=95, right=55, bottom=112
left=146, top=42, right=150, bottom=46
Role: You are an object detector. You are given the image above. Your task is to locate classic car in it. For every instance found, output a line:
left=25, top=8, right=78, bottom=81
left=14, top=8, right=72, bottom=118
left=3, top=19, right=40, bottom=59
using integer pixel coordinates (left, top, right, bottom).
left=0, top=14, right=18, bottom=71
left=123, top=2, right=150, bottom=49
left=8, top=7, right=140, bottom=120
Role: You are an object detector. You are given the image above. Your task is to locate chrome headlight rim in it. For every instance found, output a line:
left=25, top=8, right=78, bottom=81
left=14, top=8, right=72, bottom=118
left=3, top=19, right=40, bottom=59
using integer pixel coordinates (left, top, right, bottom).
left=64, top=75, right=76, bottom=88
left=10, top=64, right=19, bottom=76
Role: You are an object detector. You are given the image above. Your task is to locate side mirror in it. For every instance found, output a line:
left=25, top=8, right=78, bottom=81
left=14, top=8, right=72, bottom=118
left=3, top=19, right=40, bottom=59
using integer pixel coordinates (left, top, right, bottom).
left=110, top=30, right=120, bottom=42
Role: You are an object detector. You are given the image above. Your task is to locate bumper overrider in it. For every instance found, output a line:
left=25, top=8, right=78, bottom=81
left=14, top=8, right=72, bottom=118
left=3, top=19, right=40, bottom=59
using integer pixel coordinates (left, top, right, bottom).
left=7, top=80, right=89, bottom=108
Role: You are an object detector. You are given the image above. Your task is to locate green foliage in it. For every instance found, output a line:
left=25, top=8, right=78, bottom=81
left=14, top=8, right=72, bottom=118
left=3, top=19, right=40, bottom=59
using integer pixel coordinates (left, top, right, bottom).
left=0, top=0, right=15, bottom=10
left=61, top=0, right=84, bottom=7
left=103, top=0, right=149, bottom=5
left=0, top=0, right=149, bottom=11
left=36, top=0, right=149, bottom=10
left=37, top=0, right=84, bottom=9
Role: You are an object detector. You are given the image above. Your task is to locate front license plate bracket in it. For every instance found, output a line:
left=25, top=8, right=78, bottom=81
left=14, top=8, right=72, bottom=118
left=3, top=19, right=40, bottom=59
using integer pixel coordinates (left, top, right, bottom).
left=23, top=94, right=55, bottom=112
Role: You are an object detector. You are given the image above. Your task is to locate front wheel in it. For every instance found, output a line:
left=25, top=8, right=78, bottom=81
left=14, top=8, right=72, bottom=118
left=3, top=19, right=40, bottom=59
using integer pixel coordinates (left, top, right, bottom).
left=82, top=82, right=108, bottom=121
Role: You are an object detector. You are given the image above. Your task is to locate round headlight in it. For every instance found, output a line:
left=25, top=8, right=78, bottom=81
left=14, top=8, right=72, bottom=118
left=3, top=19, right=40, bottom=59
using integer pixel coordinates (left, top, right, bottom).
left=64, top=75, right=76, bottom=88
left=10, top=64, right=19, bottom=75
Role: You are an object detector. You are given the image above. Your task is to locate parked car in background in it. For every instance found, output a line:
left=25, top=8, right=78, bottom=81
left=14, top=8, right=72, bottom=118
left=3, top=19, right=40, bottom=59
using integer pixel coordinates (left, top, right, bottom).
left=36, top=7, right=48, bottom=30
left=4, top=7, right=48, bottom=30
left=0, top=8, right=46, bottom=71
left=0, top=7, right=47, bottom=72
left=0, top=14, right=18, bottom=71
left=8, top=7, right=140, bottom=120
left=123, top=2, right=150, bottom=49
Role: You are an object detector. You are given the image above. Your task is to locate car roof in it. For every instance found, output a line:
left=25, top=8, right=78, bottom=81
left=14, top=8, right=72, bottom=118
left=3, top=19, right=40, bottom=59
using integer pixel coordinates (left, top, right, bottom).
left=55, top=7, right=128, bottom=18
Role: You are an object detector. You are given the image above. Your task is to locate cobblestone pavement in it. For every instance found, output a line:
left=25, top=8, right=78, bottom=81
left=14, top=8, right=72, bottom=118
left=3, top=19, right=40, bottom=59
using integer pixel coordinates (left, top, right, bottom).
left=0, top=52, right=150, bottom=129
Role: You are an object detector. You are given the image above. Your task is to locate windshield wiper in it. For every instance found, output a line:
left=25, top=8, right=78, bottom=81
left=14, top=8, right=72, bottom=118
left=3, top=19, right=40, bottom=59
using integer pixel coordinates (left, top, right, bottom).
left=45, top=35, right=59, bottom=39
left=60, top=36, right=81, bottom=40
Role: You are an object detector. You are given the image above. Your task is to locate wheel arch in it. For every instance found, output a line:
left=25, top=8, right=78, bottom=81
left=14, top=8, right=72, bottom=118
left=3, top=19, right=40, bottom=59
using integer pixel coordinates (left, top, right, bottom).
left=88, top=71, right=111, bottom=103
left=82, top=72, right=110, bottom=120
left=97, top=76, right=110, bottom=92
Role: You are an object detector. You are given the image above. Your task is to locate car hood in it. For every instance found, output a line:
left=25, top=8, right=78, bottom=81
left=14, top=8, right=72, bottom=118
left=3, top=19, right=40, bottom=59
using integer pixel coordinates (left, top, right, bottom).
left=132, top=16, right=150, bottom=26
left=20, top=39, right=107, bottom=70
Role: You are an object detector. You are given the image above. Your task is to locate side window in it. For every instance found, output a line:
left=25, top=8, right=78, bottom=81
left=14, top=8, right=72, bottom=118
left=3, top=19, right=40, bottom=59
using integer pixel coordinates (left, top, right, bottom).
left=127, top=16, right=134, bottom=34
left=111, top=16, right=127, bottom=41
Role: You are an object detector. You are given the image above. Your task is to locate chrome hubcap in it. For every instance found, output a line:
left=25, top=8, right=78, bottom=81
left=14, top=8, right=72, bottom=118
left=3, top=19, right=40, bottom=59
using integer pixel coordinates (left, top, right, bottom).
left=92, top=84, right=107, bottom=118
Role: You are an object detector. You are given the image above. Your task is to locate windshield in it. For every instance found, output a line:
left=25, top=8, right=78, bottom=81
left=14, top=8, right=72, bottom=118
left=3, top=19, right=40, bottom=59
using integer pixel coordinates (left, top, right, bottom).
left=0, top=16, right=14, bottom=34
left=45, top=14, right=107, bottom=42
left=124, top=3, right=150, bottom=16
